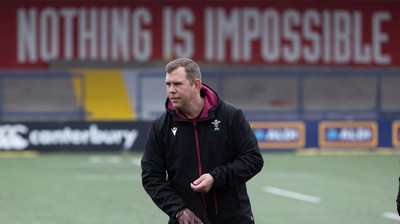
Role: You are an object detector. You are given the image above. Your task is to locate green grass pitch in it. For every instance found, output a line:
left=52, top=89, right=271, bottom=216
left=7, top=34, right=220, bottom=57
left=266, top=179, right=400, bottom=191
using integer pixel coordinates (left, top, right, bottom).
left=0, top=152, right=399, bottom=224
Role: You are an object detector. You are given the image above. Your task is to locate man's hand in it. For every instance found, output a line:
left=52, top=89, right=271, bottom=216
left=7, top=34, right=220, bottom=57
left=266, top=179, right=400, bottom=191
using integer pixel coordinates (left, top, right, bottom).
left=191, top=173, right=214, bottom=193
left=176, top=208, right=203, bottom=224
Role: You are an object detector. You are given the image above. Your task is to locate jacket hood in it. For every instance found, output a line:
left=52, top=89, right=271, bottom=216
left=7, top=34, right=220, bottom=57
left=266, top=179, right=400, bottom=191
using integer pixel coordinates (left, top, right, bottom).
left=165, top=84, right=220, bottom=120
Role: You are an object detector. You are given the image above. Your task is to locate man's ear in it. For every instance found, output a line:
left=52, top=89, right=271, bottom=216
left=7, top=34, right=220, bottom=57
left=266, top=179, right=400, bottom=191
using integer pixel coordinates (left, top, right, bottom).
left=193, top=79, right=202, bottom=92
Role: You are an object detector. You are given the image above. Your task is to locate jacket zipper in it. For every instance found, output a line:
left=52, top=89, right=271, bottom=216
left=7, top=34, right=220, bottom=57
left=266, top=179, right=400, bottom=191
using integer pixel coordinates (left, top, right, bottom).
left=193, top=121, right=208, bottom=215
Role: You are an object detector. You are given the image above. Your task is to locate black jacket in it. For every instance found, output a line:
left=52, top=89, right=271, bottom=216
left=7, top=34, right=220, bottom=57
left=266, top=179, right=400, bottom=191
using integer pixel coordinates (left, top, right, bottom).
left=141, top=85, right=264, bottom=223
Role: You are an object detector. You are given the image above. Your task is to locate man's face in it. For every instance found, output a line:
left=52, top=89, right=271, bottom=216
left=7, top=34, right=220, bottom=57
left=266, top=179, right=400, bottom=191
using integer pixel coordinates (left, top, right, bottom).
left=165, top=66, right=195, bottom=110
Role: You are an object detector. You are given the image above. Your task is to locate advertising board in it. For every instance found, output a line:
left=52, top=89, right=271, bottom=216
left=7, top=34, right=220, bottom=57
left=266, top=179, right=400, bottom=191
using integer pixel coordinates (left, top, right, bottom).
left=1, top=1, right=399, bottom=68
left=251, top=121, right=305, bottom=149
left=392, top=121, right=400, bottom=147
left=318, top=121, right=378, bottom=147
left=0, top=121, right=150, bottom=152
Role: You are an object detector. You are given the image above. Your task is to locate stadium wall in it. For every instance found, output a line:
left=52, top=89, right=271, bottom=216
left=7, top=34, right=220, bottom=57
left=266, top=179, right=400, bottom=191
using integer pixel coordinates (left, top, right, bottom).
left=0, top=119, right=400, bottom=152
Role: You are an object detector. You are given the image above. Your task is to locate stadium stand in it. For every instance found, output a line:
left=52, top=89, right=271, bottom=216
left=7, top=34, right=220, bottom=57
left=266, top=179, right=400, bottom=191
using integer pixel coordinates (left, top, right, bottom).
left=71, top=69, right=135, bottom=121
left=1, top=62, right=400, bottom=122
left=0, top=72, right=83, bottom=121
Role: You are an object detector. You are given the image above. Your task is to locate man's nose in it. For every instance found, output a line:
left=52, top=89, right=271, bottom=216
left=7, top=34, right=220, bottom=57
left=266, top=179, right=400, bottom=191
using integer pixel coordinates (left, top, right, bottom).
left=167, top=85, right=176, bottom=93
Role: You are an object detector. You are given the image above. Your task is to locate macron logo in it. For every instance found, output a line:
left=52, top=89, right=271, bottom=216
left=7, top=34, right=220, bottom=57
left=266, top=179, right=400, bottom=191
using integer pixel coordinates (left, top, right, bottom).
left=171, top=127, right=178, bottom=136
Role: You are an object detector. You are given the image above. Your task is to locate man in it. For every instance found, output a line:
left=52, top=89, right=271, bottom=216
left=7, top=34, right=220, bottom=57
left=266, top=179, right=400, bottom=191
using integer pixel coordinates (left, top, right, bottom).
left=397, top=177, right=400, bottom=216
left=141, top=58, right=264, bottom=224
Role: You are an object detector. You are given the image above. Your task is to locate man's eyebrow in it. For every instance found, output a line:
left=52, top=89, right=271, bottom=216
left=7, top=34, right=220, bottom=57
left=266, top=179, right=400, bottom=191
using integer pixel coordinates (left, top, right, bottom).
left=166, top=81, right=182, bottom=84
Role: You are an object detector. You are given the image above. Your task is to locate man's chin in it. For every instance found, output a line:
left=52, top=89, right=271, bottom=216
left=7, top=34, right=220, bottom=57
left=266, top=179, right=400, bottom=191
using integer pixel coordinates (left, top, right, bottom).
left=171, top=103, right=181, bottom=109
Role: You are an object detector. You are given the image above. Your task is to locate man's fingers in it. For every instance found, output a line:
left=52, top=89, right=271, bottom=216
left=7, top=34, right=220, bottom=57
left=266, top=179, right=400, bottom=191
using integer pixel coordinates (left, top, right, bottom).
left=191, top=173, right=214, bottom=193
left=190, top=174, right=214, bottom=193
left=191, top=183, right=205, bottom=192
left=192, top=176, right=203, bottom=185
left=190, top=182, right=198, bottom=191
left=194, top=216, right=203, bottom=223
left=177, top=208, right=202, bottom=224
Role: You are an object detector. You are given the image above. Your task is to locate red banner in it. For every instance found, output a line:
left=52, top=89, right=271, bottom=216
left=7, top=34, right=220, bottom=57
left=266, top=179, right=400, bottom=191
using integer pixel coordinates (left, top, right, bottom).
left=1, top=0, right=399, bottom=68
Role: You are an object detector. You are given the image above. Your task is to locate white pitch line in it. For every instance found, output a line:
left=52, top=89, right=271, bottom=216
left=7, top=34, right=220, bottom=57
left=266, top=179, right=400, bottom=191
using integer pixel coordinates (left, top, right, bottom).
left=382, top=212, right=400, bottom=221
left=75, top=174, right=139, bottom=181
left=263, top=186, right=321, bottom=203
left=89, top=156, right=121, bottom=164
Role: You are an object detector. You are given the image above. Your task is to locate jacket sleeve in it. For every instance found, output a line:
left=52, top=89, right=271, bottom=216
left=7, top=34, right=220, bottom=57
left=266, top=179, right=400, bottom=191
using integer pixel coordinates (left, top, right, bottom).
left=397, top=177, right=400, bottom=203
left=141, top=120, right=186, bottom=219
left=210, top=109, right=264, bottom=188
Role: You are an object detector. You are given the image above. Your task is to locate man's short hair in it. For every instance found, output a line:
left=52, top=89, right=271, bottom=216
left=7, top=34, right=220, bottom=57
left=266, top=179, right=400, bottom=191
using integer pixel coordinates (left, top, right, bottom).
left=165, top=58, right=202, bottom=84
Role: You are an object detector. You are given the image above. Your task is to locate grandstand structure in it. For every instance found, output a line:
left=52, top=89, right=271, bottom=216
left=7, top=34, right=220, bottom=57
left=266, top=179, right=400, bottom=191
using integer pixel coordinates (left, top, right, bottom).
left=0, top=71, right=85, bottom=121
left=1, top=63, right=399, bottom=122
